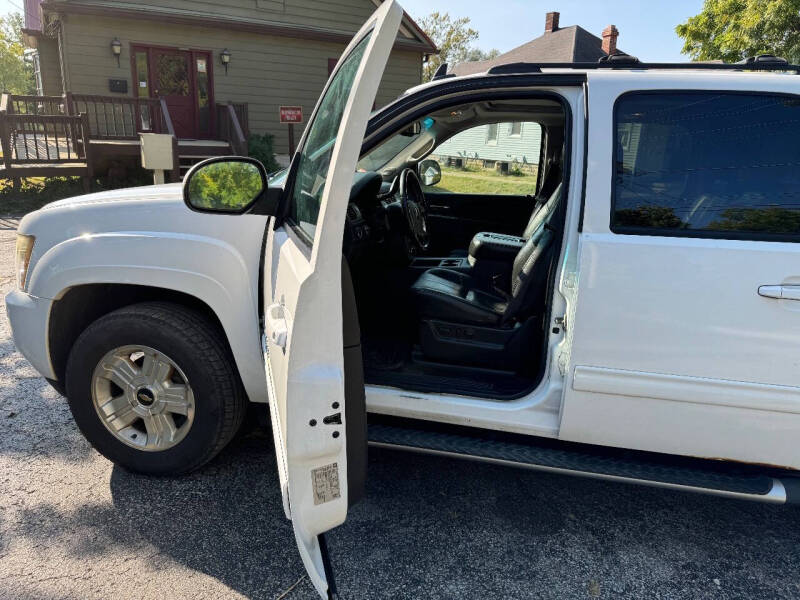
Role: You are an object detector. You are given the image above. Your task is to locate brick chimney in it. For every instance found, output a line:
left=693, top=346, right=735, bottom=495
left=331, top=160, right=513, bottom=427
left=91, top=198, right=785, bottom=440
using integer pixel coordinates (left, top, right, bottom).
left=545, top=12, right=560, bottom=33
left=602, top=25, right=619, bottom=55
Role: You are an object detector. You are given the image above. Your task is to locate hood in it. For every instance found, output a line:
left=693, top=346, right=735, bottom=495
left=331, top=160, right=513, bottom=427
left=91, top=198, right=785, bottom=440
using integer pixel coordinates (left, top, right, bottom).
left=41, top=183, right=183, bottom=211
left=18, top=183, right=195, bottom=257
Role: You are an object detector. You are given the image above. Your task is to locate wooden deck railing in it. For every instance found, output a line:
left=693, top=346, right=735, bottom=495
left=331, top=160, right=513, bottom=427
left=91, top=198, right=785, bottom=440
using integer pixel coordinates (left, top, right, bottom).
left=67, top=94, right=171, bottom=139
left=216, top=102, right=249, bottom=156
left=0, top=112, right=93, bottom=177
left=3, top=94, right=65, bottom=116
left=1, top=92, right=250, bottom=184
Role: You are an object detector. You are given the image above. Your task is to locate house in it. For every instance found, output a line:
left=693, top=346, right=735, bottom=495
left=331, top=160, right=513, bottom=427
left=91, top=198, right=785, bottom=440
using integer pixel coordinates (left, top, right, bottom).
left=432, top=12, right=624, bottom=172
left=8, top=0, right=436, bottom=175
left=451, top=11, right=625, bottom=76
left=434, top=121, right=542, bottom=168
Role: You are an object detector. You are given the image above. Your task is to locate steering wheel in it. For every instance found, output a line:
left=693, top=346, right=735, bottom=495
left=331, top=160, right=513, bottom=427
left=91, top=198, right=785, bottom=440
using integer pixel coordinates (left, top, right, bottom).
left=399, top=167, right=431, bottom=253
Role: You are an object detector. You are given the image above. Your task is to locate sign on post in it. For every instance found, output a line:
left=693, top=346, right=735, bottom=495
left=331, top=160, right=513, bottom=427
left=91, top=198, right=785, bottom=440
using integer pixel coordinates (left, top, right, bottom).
left=280, top=106, right=303, bottom=156
left=279, top=106, right=303, bottom=123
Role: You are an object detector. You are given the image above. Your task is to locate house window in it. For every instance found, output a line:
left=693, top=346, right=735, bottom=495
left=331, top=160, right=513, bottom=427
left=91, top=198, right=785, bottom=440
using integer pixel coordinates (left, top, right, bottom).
left=486, top=123, right=499, bottom=145
left=135, top=51, right=149, bottom=98
left=196, top=57, right=210, bottom=136
left=510, top=122, right=523, bottom=137
left=32, top=52, right=43, bottom=96
left=612, top=91, right=800, bottom=240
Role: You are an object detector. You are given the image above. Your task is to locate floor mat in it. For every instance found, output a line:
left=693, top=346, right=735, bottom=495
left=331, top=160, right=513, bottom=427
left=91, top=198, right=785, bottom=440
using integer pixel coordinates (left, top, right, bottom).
left=364, top=356, right=536, bottom=399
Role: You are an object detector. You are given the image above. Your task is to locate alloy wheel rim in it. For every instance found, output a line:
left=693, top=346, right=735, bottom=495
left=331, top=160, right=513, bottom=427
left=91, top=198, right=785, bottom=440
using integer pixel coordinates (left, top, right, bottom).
left=91, top=345, right=196, bottom=452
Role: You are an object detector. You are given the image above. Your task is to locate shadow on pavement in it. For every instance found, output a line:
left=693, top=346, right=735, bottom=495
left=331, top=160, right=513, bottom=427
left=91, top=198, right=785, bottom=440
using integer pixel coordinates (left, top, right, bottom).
left=107, top=430, right=308, bottom=599
left=99, top=430, right=800, bottom=599
left=8, top=407, right=800, bottom=599
left=0, top=337, right=93, bottom=462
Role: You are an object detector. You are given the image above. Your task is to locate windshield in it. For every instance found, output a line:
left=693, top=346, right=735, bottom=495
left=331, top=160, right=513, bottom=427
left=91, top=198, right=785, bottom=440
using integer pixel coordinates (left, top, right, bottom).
left=358, top=126, right=421, bottom=171
left=357, top=117, right=434, bottom=172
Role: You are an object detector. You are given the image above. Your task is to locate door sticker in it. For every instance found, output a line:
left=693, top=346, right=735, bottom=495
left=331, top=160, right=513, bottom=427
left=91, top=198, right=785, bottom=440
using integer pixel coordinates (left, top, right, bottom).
left=311, top=463, right=341, bottom=505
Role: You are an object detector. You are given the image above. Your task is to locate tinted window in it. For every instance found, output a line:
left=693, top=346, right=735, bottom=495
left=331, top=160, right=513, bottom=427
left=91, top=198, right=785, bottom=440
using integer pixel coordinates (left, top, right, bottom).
left=612, top=92, right=800, bottom=239
left=288, top=34, right=371, bottom=244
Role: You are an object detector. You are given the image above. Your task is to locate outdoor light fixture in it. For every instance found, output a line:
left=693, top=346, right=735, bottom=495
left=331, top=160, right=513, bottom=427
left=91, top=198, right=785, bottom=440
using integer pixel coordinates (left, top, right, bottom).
left=220, top=48, right=231, bottom=74
left=111, top=38, right=122, bottom=67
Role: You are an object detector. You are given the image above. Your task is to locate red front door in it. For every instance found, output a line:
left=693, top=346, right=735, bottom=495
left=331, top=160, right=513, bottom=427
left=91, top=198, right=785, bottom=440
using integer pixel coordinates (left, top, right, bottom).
left=152, top=49, right=195, bottom=138
left=132, top=45, right=215, bottom=139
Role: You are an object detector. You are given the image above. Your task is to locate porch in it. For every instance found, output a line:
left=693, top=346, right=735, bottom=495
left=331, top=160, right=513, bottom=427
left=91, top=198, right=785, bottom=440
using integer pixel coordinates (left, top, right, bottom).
left=0, top=93, right=249, bottom=186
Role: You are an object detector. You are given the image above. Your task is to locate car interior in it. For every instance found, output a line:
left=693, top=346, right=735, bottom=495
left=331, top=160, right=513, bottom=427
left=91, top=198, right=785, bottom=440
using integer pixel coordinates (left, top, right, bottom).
left=343, top=97, right=569, bottom=399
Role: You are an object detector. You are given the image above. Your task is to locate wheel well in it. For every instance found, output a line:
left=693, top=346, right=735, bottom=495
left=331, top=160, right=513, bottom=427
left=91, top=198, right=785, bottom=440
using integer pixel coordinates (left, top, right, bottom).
left=48, top=284, right=232, bottom=389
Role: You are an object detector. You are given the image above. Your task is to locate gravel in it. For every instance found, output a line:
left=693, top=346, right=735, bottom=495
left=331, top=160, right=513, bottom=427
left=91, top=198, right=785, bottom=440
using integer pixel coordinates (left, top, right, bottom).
left=2, top=220, right=800, bottom=599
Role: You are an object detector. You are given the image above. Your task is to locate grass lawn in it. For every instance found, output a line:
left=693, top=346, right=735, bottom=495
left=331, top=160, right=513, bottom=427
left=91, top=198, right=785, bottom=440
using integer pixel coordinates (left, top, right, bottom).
left=425, top=165, right=538, bottom=196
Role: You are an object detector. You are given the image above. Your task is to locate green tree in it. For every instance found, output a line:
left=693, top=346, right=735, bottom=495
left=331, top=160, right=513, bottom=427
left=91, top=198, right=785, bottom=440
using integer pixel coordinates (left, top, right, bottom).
left=709, top=206, right=800, bottom=233
left=676, top=0, right=800, bottom=63
left=0, top=12, right=35, bottom=93
left=464, top=47, right=501, bottom=63
left=418, top=12, right=499, bottom=80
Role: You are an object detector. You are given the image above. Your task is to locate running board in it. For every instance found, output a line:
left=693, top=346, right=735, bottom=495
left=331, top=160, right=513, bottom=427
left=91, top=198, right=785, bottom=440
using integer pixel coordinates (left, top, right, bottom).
left=368, top=423, right=798, bottom=504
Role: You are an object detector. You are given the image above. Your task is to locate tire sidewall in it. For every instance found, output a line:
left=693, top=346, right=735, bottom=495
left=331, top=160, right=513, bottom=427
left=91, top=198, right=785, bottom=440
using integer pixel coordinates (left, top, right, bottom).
left=66, top=309, right=227, bottom=474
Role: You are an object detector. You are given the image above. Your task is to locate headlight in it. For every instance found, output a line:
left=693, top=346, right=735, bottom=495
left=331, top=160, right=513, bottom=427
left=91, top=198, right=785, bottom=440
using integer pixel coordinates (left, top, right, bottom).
left=15, top=234, right=35, bottom=291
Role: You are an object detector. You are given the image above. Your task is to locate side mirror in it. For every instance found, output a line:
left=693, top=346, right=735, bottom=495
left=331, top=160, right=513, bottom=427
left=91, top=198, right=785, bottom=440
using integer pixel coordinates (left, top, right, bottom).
left=419, top=159, right=442, bottom=187
left=184, top=157, right=268, bottom=214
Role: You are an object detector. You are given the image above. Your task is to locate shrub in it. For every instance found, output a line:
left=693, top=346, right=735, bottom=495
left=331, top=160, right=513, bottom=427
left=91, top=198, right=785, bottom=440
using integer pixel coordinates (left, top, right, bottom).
left=248, top=133, right=280, bottom=173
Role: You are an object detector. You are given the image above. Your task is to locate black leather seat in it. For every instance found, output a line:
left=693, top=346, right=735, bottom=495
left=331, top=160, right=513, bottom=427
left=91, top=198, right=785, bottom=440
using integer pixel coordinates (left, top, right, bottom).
left=412, top=184, right=562, bottom=327
left=412, top=268, right=509, bottom=325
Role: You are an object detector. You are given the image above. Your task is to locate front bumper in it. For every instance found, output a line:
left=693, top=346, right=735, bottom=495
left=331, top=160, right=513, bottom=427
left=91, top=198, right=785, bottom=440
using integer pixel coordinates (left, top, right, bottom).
left=5, top=289, right=56, bottom=380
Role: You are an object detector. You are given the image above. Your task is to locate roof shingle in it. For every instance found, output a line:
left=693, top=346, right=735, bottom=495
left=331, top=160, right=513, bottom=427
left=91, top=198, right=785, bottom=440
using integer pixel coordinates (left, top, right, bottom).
left=451, top=25, right=625, bottom=76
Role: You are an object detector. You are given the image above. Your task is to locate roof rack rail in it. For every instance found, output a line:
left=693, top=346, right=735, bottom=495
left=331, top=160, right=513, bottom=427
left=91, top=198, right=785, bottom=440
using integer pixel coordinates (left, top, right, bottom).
left=598, top=53, right=640, bottom=64
left=486, top=55, right=800, bottom=76
left=738, top=54, right=788, bottom=65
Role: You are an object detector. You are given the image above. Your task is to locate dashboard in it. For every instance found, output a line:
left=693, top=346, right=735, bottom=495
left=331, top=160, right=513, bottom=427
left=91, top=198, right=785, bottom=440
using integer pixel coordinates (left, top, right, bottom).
left=344, top=170, right=407, bottom=260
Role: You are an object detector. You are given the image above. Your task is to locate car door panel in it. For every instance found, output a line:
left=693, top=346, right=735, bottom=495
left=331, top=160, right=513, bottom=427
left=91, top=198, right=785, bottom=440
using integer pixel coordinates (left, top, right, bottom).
left=559, top=81, right=800, bottom=471
left=261, top=2, right=403, bottom=597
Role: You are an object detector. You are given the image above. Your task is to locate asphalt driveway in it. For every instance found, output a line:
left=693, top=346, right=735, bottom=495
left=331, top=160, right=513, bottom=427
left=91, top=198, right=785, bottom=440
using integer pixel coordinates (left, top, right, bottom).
left=2, top=219, right=800, bottom=599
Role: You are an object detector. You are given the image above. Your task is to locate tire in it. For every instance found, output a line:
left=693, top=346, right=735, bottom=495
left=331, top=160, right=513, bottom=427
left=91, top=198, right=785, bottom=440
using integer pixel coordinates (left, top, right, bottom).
left=65, top=301, right=246, bottom=475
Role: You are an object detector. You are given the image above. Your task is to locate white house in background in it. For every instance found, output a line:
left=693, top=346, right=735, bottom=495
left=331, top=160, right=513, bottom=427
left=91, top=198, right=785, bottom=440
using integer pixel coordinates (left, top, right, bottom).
left=434, top=11, right=627, bottom=168
left=435, top=121, right=542, bottom=165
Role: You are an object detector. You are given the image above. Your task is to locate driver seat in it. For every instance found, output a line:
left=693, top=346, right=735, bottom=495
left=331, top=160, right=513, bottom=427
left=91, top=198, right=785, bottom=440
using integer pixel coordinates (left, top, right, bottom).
left=411, top=185, right=562, bottom=327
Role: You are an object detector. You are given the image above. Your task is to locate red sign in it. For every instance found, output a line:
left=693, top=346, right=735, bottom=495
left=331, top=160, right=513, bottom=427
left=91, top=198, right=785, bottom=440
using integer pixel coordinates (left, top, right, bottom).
left=279, top=106, right=303, bottom=124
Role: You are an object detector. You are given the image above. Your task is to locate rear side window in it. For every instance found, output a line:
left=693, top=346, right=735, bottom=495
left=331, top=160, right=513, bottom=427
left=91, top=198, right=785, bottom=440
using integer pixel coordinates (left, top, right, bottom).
left=612, top=92, right=800, bottom=240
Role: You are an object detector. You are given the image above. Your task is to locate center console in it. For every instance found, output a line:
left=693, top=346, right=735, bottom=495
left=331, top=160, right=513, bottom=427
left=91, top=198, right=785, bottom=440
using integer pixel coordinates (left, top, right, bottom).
left=409, top=232, right=527, bottom=289
left=409, top=256, right=471, bottom=272
left=468, top=232, right=526, bottom=265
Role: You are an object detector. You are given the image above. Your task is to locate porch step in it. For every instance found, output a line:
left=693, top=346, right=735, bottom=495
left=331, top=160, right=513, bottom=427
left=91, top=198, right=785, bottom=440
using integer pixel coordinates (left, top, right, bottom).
left=178, top=152, right=230, bottom=175
left=367, top=418, right=798, bottom=503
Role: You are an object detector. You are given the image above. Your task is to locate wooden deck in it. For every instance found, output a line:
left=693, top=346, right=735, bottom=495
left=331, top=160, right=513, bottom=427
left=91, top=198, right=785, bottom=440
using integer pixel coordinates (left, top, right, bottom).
left=0, top=93, right=249, bottom=182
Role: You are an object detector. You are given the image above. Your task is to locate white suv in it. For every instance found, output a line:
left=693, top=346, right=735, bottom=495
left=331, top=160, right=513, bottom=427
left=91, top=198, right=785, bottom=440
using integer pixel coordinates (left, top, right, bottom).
left=7, top=1, right=800, bottom=595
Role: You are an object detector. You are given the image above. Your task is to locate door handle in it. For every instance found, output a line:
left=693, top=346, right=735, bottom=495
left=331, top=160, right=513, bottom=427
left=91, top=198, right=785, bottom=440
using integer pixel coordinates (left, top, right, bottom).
left=265, top=302, right=288, bottom=349
left=758, top=285, right=800, bottom=300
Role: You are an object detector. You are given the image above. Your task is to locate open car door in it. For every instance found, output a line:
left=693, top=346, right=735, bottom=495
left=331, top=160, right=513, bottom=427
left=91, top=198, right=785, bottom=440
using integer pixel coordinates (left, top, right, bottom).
left=261, top=1, right=403, bottom=597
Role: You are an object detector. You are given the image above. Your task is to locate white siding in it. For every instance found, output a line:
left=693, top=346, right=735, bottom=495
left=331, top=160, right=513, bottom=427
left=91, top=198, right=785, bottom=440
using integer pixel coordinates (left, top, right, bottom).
left=59, top=14, right=422, bottom=153
left=435, top=122, right=542, bottom=165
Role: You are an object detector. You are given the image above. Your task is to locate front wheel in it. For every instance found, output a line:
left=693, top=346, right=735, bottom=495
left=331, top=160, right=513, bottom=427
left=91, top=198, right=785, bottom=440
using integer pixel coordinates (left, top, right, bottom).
left=65, top=302, right=247, bottom=475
